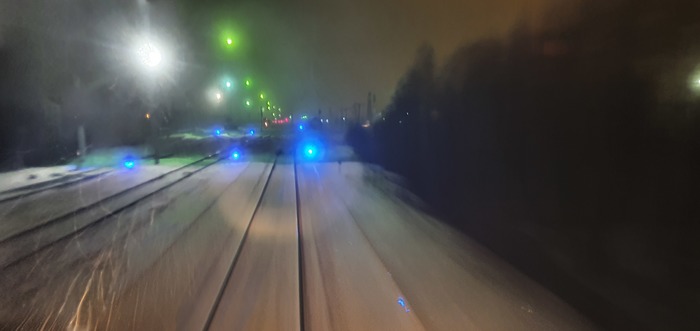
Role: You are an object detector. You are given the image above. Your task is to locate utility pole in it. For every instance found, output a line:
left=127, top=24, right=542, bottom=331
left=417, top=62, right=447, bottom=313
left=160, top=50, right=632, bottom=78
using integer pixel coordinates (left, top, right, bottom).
left=353, top=102, right=363, bottom=123
left=77, top=125, right=87, bottom=167
left=366, top=92, right=374, bottom=122
left=260, top=106, right=264, bottom=132
left=366, top=93, right=371, bottom=122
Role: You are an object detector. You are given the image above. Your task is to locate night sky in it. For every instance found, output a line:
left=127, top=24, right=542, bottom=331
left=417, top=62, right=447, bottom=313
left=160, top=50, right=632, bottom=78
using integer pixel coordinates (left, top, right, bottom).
left=180, top=0, right=553, bottom=112
left=0, top=0, right=554, bottom=114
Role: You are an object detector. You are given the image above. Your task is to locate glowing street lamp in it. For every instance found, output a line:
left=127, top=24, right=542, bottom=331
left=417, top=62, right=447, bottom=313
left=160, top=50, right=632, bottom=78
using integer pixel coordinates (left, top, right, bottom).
left=226, top=38, right=233, bottom=45
left=132, top=37, right=171, bottom=165
left=132, top=37, right=169, bottom=75
left=259, top=93, right=265, bottom=100
left=245, top=79, right=251, bottom=87
left=137, top=42, right=162, bottom=68
left=225, top=81, right=232, bottom=88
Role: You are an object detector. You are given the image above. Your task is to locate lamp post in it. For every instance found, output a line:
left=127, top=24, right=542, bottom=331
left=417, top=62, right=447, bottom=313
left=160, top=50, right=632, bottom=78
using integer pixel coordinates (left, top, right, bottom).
left=260, top=106, right=265, bottom=132
left=258, top=92, right=265, bottom=131
left=135, top=39, right=165, bottom=164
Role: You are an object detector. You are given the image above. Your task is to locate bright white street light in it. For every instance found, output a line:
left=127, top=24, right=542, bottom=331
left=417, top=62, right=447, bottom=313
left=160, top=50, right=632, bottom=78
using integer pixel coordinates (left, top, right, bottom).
left=137, top=42, right=162, bottom=68
left=216, top=92, right=222, bottom=100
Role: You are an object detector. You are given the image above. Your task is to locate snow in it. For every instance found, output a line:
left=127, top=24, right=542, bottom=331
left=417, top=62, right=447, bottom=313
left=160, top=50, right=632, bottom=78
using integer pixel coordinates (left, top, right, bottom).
left=0, top=165, right=96, bottom=193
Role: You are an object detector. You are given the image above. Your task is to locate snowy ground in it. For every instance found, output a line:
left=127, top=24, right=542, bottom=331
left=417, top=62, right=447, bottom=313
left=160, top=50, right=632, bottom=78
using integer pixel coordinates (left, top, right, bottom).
left=0, top=165, right=108, bottom=194
left=0, top=135, right=597, bottom=330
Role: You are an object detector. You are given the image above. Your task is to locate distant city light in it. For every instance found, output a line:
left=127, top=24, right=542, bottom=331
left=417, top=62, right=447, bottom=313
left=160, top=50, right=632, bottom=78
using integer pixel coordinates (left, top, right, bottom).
left=259, top=93, right=265, bottom=99
left=225, top=81, right=232, bottom=88
left=226, top=38, right=233, bottom=45
left=245, top=79, right=251, bottom=86
left=216, top=92, right=222, bottom=100
left=245, top=100, right=251, bottom=107
left=145, top=113, right=151, bottom=119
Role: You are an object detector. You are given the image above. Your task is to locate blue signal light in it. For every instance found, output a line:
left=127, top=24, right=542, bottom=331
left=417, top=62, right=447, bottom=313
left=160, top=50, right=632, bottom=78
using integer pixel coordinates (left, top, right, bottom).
left=231, top=151, right=240, bottom=160
left=124, top=160, right=135, bottom=169
left=249, top=129, right=255, bottom=136
left=302, top=144, right=319, bottom=160
left=215, top=129, right=222, bottom=136
left=298, top=138, right=323, bottom=161
left=397, top=297, right=410, bottom=312
left=298, top=125, right=304, bottom=131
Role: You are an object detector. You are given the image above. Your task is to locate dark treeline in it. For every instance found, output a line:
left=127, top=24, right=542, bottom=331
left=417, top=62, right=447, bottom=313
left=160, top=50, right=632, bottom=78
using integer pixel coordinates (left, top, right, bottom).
left=348, top=0, right=700, bottom=329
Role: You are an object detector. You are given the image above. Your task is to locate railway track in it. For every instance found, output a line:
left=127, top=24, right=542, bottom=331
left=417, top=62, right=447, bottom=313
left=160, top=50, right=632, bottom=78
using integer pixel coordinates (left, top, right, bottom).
left=0, top=168, right=114, bottom=204
left=0, top=153, right=222, bottom=270
left=201, top=156, right=280, bottom=330
left=176, top=155, right=306, bottom=331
